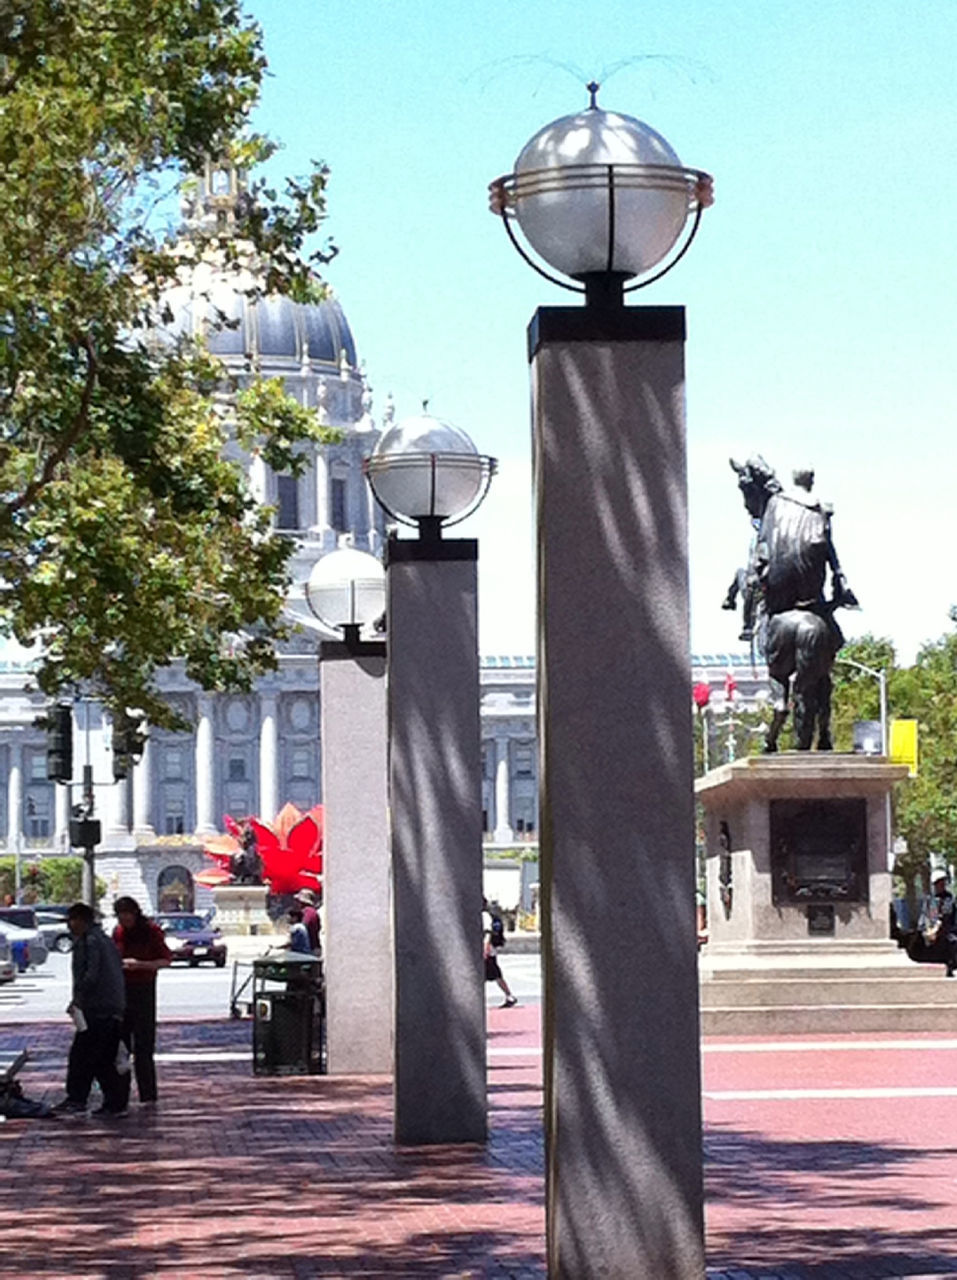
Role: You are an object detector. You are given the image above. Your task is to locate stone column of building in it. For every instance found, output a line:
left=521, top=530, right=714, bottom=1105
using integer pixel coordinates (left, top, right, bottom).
left=320, top=639, right=391, bottom=1074
left=132, top=735, right=155, bottom=838
left=531, top=306, right=705, bottom=1277
left=258, top=693, right=279, bottom=821
left=6, top=740, right=22, bottom=854
left=492, top=734, right=513, bottom=843
left=55, top=779, right=71, bottom=849
left=195, top=696, right=217, bottom=835
left=313, top=451, right=329, bottom=537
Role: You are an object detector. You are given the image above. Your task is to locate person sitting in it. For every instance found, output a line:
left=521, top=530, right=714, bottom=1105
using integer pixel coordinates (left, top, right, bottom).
left=286, top=906, right=312, bottom=955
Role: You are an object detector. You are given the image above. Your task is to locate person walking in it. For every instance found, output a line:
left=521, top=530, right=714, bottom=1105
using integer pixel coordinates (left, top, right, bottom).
left=53, top=902, right=127, bottom=1116
left=112, top=896, right=172, bottom=1108
left=483, top=898, right=517, bottom=1008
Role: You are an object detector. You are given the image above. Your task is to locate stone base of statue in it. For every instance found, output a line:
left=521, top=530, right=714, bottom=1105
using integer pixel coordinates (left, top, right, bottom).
left=693, top=755, right=943, bottom=1033
left=212, top=883, right=280, bottom=936
left=697, top=754, right=908, bottom=954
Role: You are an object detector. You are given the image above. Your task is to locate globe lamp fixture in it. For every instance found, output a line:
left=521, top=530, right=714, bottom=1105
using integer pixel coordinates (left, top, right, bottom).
left=305, top=545, right=386, bottom=648
left=363, top=407, right=497, bottom=541
left=489, top=82, right=714, bottom=309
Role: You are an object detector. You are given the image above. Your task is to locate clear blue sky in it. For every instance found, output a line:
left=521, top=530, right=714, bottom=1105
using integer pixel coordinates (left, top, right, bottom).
left=247, top=0, right=957, bottom=665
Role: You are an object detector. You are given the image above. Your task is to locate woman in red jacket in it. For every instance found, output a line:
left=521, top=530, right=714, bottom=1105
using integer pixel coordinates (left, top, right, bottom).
left=112, top=896, right=172, bottom=1107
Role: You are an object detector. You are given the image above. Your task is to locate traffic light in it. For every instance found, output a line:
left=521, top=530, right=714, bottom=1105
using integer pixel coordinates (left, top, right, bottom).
left=46, top=703, right=73, bottom=783
left=112, top=711, right=147, bottom=780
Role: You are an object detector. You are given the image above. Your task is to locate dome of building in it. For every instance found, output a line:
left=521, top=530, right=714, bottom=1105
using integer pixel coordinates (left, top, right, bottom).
left=159, top=274, right=357, bottom=370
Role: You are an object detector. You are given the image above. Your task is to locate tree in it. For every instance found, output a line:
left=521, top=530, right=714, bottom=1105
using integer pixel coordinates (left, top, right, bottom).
left=831, top=628, right=957, bottom=892
left=1, top=2, right=338, bottom=728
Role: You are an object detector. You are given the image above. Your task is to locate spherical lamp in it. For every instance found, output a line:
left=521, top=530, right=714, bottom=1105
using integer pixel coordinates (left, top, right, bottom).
left=489, top=82, right=713, bottom=307
left=363, top=408, right=497, bottom=540
left=305, top=546, right=385, bottom=646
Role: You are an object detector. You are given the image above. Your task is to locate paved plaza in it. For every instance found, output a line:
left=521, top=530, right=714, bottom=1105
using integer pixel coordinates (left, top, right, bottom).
left=1, top=1007, right=957, bottom=1278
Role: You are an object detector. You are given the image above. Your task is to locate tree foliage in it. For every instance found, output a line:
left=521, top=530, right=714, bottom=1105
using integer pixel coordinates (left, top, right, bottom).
left=0, top=1, right=338, bottom=728
left=832, top=628, right=957, bottom=883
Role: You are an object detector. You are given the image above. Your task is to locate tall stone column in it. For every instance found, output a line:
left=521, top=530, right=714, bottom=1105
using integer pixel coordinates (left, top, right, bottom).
left=258, top=692, right=279, bottom=821
left=55, top=778, right=72, bottom=849
left=531, top=306, right=705, bottom=1278
left=7, top=742, right=22, bottom=853
left=313, top=452, right=329, bottom=536
left=195, top=696, right=217, bottom=834
left=321, top=640, right=391, bottom=1074
left=388, top=537, right=486, bottom=1144
left=132, top=735, right=155, bottom=838
left=493, top=735, right=513, bottom=842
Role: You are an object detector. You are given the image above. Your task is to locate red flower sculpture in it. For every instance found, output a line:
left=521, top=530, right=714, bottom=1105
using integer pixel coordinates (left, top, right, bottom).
left=198, top=802, right=323, bottom=896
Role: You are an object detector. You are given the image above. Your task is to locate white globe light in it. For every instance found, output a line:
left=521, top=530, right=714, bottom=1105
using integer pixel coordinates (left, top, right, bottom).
left=365, top=413, right=492, bottom=524
left=512, top=107, right=694, bottom=281
left=305, top=547, right=385, bottom=633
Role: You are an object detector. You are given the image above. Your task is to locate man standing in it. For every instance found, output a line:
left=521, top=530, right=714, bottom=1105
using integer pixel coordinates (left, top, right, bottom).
left=53, top=903, right=127, bottom=1116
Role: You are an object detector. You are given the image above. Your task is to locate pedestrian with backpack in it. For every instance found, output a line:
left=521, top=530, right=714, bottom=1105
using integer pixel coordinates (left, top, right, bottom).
left=482, top=898, right=517, bottom=1008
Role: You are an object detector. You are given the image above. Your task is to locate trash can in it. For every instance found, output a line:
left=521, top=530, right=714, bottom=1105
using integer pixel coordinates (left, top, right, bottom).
left=252, top=952, right=325, bottom=1076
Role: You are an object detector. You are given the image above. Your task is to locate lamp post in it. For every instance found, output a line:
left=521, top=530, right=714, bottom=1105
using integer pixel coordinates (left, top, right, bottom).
left=364, top=409, right=496, bottom=1145
left=836, top=656, right=893, bottom=870
left=305, top=546, right=392, bottom=1075
left=491, top=85, right=712, bottom=1278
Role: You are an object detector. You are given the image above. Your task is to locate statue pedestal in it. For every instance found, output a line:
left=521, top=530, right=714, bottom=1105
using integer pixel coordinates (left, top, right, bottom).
left=697, top=754, right=909, bottom=958
left=212, top=884, right=279, bottom=936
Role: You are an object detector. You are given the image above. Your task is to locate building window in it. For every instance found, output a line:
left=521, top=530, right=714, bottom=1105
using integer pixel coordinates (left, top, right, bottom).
left=514, top=745, right=534, bottom=777
left=163, top=794, right=186, bottom=836
left=25, top=790, right=51, bottom=839
left=28, top=751, right=47, bottom=783
left=277, top=474, right=299, bottom=530
left=290, top=747, right=312, bottom=779
left=228, top=756, right=247, bottom=782
left=330, top=476, right=348, bottom=532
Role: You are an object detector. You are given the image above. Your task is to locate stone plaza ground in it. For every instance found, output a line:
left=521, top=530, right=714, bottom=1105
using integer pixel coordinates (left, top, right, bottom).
left=1, top=1006, right=957, bottom=1278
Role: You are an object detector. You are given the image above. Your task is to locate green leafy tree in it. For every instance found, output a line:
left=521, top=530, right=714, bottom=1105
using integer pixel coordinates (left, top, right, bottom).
left=0, top=855, right=104, bottom=904
left=1, top=2, right=339, bottom=729
left=831, top=627, right=957, bottom=895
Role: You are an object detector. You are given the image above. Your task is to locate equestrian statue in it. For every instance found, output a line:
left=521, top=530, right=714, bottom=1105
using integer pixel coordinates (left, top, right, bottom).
left=724, top=457, right=858, bottom=752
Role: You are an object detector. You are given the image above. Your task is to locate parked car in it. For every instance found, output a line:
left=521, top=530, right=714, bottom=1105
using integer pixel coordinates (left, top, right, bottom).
left=34, top=910, right=73, bottom=954
left=155, top=913, right=228, bottom=967
left=0, top=929, right=16, bottom=984
left=0, top=911, right=49, bottom=971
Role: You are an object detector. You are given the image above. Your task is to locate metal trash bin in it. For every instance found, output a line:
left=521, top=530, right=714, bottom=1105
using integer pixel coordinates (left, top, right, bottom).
left=252, top=952, right=326, bottom=1076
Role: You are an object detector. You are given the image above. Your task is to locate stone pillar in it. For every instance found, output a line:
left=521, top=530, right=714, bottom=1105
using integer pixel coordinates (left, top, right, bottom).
left=493, top=735, right=513, bottom=842
left=320, top=640, right=391, bottom=1074
left=195, top=696, right=216, bottom=834
left=258, top=693, right=279, bottom=821
left=388, top=537, right=486, bottom=1144
left=531, top=306, right=705, bottom=1278
left=55, top=778, right=71, bottom=848
left=7, top=742, right=22, bottom=852
left=313, top=452, right=329, bottom=536
left=132, top=735, right=155, bottom=838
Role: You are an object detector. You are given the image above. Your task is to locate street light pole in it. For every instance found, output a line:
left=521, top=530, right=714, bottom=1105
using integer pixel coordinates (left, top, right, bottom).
left=836, top=656, right=892, bottom=868
left=365, top=410, right=496, bottom=1146
left=492, top=87, right=712, bottom=1278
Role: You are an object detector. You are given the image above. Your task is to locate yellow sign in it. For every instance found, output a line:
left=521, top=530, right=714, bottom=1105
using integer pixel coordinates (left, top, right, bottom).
left=889, top=719, right=918, bottom=777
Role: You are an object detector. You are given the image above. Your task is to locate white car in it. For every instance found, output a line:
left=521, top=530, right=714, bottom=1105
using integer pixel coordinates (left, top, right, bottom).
left=0, top=929, right=16, bottom=984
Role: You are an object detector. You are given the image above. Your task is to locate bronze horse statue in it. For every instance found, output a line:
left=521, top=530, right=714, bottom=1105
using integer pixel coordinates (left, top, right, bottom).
left=727, top=457, right=858, bottom=752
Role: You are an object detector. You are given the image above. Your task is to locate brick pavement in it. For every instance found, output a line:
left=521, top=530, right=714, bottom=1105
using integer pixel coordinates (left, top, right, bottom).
left=0, top=1012, right=956, bottom=1279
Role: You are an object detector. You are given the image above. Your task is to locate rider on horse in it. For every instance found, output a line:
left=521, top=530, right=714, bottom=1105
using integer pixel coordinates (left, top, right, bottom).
left=727, top=458, right=859, bottom=752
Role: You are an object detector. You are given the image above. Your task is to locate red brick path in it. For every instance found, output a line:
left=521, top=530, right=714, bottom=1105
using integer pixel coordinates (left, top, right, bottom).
left=3, top=1014, right=957, bottom=1278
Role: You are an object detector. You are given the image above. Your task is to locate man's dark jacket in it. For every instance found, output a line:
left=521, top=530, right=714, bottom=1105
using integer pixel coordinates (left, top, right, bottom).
left=71, top=923, right=125, bottom=1019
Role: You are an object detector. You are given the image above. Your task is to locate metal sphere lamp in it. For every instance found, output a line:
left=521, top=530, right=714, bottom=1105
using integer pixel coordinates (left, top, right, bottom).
left=304, top=545, right=385, bottom=649
left=489, top=81, right=713, bottom=308
left=362, top=408, right=497, bottom=541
